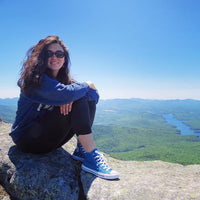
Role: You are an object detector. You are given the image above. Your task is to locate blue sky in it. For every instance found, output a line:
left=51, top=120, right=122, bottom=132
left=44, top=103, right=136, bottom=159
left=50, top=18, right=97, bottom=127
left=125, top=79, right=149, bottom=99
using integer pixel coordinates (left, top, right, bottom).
left=0, top=0, right=200, bottom=99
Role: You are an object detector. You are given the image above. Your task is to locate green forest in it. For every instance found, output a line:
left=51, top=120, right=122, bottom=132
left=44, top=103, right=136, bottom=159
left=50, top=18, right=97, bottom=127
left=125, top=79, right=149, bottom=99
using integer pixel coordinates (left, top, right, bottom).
left=93, top=99, right=200, bottom=165
left=1, top=98, right=200, bottom=165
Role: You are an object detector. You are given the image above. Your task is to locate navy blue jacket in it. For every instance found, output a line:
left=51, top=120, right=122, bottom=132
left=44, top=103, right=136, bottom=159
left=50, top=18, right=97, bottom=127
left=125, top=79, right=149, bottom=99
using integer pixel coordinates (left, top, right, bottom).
left=10, top=75, right=99, bottom=143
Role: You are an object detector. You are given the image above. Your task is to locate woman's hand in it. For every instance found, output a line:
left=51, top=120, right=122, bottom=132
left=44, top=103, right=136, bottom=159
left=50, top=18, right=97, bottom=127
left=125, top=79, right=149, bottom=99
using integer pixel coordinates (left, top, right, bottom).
left=60, top=102, right=73, bottom=115
left=86, top=81, right=97, bottom=90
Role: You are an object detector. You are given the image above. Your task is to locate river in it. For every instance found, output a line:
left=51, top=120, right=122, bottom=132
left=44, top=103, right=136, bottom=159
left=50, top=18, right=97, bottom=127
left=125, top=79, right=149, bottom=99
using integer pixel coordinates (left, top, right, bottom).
left=163, top=114, right=200, bottom=137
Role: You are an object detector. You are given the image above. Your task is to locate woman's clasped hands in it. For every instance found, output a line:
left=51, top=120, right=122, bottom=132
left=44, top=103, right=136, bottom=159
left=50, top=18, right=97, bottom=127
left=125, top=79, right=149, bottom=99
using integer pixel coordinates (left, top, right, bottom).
left=60, top=102, right=73, bottom=115
left=60, top=81, right=97, bottom=115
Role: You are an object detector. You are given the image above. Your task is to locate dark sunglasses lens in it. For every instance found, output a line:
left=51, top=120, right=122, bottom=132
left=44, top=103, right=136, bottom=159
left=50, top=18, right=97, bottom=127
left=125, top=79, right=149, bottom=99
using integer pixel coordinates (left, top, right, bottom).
left=47, top=50, right=65, bottom=58
left=47, top=51, right=54, bottom=57
left=55, top=51, right=65, bottom=58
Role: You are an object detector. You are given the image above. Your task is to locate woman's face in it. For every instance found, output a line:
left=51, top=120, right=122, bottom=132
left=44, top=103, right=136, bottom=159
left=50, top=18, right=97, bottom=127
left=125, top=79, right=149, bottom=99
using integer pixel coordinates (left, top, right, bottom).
left=47, top=43, right=65, bottom=78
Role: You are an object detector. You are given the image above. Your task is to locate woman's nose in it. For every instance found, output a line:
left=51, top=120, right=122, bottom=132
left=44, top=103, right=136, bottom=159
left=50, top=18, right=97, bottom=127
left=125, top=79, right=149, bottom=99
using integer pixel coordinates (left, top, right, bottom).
left=52, top=54, right=57, bottom=58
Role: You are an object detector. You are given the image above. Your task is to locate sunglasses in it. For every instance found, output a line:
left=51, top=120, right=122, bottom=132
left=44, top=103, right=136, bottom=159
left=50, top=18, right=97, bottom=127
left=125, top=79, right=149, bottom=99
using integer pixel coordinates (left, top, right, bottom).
left=46, top=50, right=65, bottom=58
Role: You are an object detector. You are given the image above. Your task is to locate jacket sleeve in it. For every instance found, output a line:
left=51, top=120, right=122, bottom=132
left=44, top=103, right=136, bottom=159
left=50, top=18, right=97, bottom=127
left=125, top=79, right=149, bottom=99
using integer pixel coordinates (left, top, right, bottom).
left=86, top=89, right=100, bottom=104
left=27, top=75, right=90, bottom=105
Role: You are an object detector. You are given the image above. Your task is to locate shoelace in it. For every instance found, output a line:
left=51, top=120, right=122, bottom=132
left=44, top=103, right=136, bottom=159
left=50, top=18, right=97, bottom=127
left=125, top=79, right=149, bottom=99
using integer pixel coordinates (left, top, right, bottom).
left=77, top=143, right=87, bottom=155
left=94, top=151, right=111, bottom=171
left=80, top=145, right=87, bottom=155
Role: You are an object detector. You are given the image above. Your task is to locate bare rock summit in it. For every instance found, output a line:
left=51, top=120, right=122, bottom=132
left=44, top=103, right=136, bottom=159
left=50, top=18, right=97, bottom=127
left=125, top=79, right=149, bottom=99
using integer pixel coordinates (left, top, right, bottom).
left=0, top=120, right=200, bottom=200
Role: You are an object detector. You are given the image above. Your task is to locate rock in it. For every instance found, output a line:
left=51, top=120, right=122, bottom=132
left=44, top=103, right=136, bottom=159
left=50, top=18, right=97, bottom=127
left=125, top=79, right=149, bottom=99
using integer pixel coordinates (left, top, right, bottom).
left=81, top=158, right=200, bottom=200
left=0, top=184, right=11, bottom=200
left=1, top=121, right=200, bottom=200
left=0, top=121, right=81, bottom=200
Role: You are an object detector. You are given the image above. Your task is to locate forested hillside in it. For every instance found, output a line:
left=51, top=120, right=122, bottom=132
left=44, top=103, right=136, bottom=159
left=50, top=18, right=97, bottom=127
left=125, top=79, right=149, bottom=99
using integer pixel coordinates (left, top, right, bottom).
left=93, top=99, right=200, bottom=165
left=95, top=99, right=200, bottom=130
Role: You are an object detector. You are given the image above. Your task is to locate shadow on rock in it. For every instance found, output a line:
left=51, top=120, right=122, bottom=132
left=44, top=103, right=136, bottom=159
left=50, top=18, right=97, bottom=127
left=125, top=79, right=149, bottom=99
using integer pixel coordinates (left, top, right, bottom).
left=4, top=145, right=80, bottom=200
left=80, top=170, right=97, bottom=195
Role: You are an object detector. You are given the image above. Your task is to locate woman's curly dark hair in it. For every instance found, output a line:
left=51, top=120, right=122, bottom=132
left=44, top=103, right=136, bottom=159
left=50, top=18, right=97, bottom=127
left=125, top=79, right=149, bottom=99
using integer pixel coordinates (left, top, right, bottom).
left=18, top=35, right=73, bottom=94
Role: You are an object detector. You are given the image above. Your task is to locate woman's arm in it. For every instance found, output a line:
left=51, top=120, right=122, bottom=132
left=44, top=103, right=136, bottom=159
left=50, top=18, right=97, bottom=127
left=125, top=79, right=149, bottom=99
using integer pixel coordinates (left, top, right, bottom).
left=86, top=81, right=97, bottom=90
left=27, top=75, right=90, bottom=105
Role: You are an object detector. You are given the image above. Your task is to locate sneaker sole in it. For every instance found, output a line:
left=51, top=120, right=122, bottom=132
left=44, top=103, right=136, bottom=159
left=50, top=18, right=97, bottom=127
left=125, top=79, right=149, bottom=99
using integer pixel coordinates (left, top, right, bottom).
left=72, top=155, right=84, bottom=162
left=81, top=164, right=119, bottom=180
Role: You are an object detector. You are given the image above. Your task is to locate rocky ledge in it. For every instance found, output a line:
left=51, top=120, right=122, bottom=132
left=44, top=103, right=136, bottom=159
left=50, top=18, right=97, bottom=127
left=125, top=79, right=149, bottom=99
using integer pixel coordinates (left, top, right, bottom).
left=0, top=120, right=200, bottom=200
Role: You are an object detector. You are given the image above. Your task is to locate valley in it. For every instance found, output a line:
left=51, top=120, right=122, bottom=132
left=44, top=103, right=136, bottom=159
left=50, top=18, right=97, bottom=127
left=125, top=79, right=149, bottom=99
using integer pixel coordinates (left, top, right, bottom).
left=1, top=98, right=200, bottom=165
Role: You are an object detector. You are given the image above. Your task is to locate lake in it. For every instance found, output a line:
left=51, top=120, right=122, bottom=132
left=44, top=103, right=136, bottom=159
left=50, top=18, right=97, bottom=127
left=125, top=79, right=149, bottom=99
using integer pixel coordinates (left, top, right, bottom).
left=163, top=114, right=200, bottom=137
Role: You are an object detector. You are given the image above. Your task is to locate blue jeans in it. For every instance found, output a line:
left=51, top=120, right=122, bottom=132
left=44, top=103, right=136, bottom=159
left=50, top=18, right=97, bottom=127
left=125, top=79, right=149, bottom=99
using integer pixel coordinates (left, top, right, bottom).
left=16, top=97, right=96, bottom=154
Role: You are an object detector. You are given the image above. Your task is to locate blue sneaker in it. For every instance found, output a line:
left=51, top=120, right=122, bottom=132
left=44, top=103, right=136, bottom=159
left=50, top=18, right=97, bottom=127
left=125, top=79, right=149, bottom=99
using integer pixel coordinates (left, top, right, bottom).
left=82, top=148, right=119, bottom=180
left=72, top=143, right=87, bottom=162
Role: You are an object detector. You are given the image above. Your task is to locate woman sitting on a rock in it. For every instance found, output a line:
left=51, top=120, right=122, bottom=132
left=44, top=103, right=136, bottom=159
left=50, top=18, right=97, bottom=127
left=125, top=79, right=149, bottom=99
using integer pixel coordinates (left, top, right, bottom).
left=10, top=35, right=119, bottom=180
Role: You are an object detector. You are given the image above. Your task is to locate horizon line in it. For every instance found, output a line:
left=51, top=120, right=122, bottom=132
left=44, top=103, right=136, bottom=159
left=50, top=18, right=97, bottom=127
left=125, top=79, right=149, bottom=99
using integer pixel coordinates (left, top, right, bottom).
left=0, top=96, right=200, bottom=101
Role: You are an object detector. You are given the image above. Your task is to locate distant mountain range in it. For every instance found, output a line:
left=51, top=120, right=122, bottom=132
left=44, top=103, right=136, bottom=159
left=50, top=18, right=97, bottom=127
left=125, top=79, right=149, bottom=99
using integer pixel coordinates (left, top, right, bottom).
left=0, top=97, right=18, bottom=105
left=0, top=98, right=18, bottom=123
left=1, top=97, right=200, bottom=123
